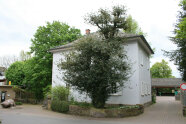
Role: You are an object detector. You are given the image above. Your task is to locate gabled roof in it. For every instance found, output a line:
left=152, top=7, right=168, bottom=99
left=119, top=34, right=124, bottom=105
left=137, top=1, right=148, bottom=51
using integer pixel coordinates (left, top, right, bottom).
left=49, top=32, right=154, bottom=55
left=152, top=78, right=183, bottom=88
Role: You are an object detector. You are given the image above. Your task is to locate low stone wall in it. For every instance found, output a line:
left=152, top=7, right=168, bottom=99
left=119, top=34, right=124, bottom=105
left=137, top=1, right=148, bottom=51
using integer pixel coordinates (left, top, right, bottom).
left=68, top=105, right=144, bottom=118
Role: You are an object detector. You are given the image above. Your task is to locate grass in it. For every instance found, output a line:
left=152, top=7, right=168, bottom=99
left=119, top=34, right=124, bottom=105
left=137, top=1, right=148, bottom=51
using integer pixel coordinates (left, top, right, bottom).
left=70, top=101, right=92, bottom=108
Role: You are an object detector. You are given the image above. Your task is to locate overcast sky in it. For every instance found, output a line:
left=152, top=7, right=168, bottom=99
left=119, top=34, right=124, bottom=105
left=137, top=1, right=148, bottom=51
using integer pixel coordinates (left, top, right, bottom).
left=0, top=0, right=181, bottom=77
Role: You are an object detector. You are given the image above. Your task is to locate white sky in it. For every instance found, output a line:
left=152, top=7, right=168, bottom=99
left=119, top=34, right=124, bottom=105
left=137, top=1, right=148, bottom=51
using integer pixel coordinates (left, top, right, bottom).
left=0, top=0, right=181, bottom=77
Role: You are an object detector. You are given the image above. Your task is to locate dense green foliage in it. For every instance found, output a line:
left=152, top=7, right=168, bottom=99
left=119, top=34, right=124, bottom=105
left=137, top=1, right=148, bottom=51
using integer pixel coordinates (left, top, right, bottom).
left=85, top=6, right=128, bottom=39
left=150, top=59, right=174, bottom=78
left=50, top=86, right=70, bottom=113
left=6, top=21, right=81, bottom=100
left=152, top=88, right=156, bottom=103
left=52, top=86, right=69, bottom=101
left=70, top=101, right=92, bottom=108
left=28, top=21, right=81, bottom=100
left=150, top=59, right=175, bottom=96
left=5, top=61, right=25, bottom=86
left=165, top=0, right=186, bottom=81
left=60, top=6, right=130, bottom=108
left=15, top=102, right=23, bottom=105
left=51, top=100, right=69, bottom=113
left=125, top=15, right=146, bottom=35
left=23, top=58, right=46, bottom=100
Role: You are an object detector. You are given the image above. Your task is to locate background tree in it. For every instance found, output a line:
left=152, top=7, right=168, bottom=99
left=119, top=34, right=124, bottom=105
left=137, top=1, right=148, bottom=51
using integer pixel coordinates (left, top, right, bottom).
left=150, top=59, right=175, bottom=96
left=150, top=59, right=174, bottom=78
left=125, top=15, right=146, bottom=36
left=28, top=21, right=81, bottom=100
left=165, top=0, right=186, bottom=81
left=0, top=55, right=18, bottom=69
left=61, top=6, right=130, bottom=108
left=5, top=61, right=25, bottom=86
left=85, top=6, right=128, bottom=39
left=19, top=50, right=31, bottom=61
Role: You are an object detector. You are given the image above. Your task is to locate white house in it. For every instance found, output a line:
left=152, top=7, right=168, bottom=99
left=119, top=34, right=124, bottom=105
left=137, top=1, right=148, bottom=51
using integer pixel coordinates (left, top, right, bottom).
left=50, top=32, right=154, bottom=105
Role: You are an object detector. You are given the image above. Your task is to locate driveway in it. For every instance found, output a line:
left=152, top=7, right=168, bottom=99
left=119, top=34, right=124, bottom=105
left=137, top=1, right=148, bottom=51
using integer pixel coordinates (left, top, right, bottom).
left=0, top=96, right=186, bottom=124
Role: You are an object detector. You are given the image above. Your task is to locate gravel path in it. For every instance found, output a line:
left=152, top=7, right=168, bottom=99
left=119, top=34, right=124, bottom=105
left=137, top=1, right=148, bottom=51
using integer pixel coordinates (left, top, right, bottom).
left=0, top=96, right=185, bottom=124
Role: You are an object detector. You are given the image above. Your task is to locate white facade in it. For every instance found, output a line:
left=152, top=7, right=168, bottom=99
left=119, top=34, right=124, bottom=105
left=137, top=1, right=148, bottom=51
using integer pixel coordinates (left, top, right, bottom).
left=50, top=35, right=153, bottom=105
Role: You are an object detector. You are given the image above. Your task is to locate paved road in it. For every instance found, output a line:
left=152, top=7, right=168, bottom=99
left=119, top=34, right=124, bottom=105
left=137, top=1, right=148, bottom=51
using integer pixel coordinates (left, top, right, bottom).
left=0, top=96, right=186, bottom=124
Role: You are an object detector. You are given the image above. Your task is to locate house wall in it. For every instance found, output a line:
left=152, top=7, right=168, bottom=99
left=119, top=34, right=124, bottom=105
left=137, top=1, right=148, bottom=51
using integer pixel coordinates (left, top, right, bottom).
left=52, top=37, right=152, bottom=105
left=52, top=51, right=91, bottom=102
left=52, top=40, right=142, bottom=105
left=138, top=42, right=152, bottom=104
left=106, top=41, right=140, bottom=105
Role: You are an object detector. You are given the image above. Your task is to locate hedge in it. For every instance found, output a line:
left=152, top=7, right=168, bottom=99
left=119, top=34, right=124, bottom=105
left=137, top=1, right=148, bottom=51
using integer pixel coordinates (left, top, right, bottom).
left=51, top=100, right=69, bottom=113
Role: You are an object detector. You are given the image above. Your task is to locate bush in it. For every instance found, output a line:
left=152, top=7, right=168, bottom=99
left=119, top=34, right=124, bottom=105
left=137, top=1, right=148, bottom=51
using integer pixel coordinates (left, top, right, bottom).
left=15, top=102, right=22, bottom=105
left=43, top=85, right=52, bottom=98
left=52, top=86, right=69, bottom=101
left=152, top=88, right=156, bottom=103
left=51, top=100, right=69, bottom=113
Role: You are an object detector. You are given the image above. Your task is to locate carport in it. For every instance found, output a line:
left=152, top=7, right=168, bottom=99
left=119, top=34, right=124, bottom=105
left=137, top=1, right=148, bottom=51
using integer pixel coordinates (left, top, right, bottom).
left=152, top=78, right=183, bottom=96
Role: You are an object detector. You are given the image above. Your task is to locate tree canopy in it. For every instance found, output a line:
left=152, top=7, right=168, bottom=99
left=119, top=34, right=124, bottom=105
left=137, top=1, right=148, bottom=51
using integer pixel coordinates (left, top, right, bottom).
left=125, top=15, right=146, bottom=35
left=165, top=0, right=186, bottom=81
left=5, top=61, right=25, bottom=86
left=60, top=6, right=130, bottom=108
left=27, top=21, right=81, bottom=100
left=150, top=59, right=174, bottom=78
left=85, top=6, right=128, bottom=39
left=30, top=21, right=81, bottom=58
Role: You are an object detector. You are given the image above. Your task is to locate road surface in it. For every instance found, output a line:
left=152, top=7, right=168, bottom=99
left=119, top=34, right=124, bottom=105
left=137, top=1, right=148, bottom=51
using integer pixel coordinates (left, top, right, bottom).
left=0, top=96, right=186, bottom=124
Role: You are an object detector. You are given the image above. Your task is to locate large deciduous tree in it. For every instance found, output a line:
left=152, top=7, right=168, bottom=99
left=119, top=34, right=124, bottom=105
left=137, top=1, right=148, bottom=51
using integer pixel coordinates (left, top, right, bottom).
left=165, top=0, right=186, bottom=81
left=28, top=21, right=81, bottom=100
left=150, top=59, right=174, bottom=78
left=60, top=6, right=130, bottom=108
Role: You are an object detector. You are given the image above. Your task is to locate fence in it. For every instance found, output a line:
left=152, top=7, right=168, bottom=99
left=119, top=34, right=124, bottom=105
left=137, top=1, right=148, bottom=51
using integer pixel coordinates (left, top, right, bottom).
left=13, top=86, right=37, bottom=104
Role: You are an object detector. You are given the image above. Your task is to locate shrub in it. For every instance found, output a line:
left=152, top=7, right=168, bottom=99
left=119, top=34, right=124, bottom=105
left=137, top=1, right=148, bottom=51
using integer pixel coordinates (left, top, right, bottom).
left=152, top=88, right=156, bottom=103
left=15, top=102, right=22, bottom=105
left=43, top=85, right=52, bottom=98
left=51, top=100, right=69, bottom=113
left=52, top=86, right=69, bottom=101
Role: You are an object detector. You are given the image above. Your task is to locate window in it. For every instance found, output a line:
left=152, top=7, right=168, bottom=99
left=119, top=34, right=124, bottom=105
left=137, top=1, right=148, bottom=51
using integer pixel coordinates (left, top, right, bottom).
left=110, top=83, right=122, bottom=95
left=111, top=84, right=117, bottom=94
